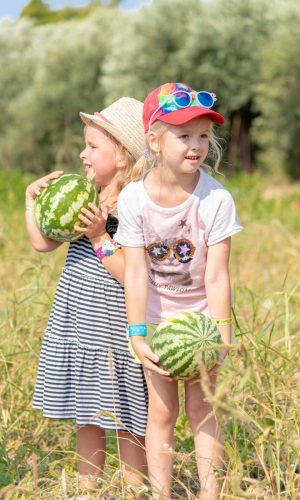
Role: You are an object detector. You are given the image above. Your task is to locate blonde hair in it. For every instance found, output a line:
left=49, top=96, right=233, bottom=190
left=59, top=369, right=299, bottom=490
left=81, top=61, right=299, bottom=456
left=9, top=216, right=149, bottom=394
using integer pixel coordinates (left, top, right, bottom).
left=131, top=121, right=167, bottom=181
left=130, top=120, right=223, bottom=181
left=93, top=127, right=136, bottom=216
left=95, top=127, right=136, bottom=193
left=204, top=124, right=223, bottom=174
left=114, top=141, right=136, bottom=192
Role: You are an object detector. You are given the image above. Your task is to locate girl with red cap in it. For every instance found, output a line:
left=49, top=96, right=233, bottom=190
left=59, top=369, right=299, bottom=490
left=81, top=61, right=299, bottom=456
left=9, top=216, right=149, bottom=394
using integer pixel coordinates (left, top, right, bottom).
left=115, top=82, right=243, bottom=499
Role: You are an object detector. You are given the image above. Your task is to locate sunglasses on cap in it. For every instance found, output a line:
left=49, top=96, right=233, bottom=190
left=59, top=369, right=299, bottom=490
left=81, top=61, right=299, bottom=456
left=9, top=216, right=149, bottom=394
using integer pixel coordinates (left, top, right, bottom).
left=148, top=90, right=217, bottom=130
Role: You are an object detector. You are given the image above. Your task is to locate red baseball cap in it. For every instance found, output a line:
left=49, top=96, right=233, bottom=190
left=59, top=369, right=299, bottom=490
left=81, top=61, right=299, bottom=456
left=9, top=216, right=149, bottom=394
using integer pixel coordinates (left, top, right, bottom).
left=143, top=82, right=225, bottom=132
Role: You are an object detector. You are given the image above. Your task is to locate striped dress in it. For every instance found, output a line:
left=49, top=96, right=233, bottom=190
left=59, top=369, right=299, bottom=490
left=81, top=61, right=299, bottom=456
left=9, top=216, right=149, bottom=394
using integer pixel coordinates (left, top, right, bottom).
left=33, top=216, right=148, bottom=436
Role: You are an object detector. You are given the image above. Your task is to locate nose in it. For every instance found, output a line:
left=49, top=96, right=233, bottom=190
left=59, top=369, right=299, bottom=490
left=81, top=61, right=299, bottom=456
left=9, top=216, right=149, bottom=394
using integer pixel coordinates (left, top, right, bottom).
left=191, top=141, right=201, bottom=151
left=80, top=146, right=87, bottom=161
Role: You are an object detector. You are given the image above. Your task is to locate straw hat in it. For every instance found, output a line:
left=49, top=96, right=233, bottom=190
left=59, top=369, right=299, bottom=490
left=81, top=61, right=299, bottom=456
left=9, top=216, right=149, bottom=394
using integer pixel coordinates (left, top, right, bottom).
left=80, top=97, right=145, bottom=160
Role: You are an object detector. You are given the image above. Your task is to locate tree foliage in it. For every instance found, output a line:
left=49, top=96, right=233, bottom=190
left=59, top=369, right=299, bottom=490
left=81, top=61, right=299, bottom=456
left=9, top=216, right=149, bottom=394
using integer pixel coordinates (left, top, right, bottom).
left=0, top=10, right=119, bottom=172
left=102, top=0, right=276, bottom=173
left=20, top=0, right=118, bottom=25
left=0, top=0, right=300, bottom=178
left=253, top=0, right=300, bottom=178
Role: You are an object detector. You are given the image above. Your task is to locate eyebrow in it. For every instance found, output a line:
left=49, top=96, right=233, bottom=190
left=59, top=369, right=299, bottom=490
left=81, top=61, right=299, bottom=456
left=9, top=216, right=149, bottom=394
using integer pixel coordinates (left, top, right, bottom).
left=176, top=127, right=210, bottom=133
left=87, top=140, right=99, bottom=146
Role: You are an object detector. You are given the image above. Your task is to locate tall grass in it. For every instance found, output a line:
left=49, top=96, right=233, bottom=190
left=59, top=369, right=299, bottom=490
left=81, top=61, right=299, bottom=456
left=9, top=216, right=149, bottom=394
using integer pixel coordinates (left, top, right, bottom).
left=0, top=170, right=299, bottom=498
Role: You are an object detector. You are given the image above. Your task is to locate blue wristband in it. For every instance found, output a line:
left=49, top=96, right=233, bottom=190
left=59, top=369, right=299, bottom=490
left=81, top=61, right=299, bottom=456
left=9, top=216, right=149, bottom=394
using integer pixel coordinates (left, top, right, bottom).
left=128, top=324, right=147, bottom=338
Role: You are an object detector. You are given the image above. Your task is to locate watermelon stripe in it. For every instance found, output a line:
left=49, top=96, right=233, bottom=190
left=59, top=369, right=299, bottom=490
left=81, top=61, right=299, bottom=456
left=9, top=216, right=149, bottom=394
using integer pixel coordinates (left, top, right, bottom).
left=159, top=347, right=191, bottom=366
left=172, top=355, right=199, bottom=378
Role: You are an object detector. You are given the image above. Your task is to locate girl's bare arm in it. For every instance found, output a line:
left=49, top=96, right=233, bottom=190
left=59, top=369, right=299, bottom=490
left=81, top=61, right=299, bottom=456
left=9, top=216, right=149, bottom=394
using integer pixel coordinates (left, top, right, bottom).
left=123, top=246, right=169, bottom=376
left=205, top=237, right=232, bottom=364
left=25, top=171, right=64, bottom=252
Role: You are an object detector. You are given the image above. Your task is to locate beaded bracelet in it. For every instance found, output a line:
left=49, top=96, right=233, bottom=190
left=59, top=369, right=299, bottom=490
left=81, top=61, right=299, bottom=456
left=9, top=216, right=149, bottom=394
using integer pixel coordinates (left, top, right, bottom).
left=213, top=317, right=232, bottom=326
left=128, top=324, right=147, bottom=338
left=96, top=239, right=120, bottom=261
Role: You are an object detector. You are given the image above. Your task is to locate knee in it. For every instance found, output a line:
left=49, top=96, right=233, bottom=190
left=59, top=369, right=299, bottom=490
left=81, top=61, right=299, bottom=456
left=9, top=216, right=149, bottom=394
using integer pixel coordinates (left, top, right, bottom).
left=185, top=398, right=213, bottom=428
left=149, top=399, right=179, bottom=428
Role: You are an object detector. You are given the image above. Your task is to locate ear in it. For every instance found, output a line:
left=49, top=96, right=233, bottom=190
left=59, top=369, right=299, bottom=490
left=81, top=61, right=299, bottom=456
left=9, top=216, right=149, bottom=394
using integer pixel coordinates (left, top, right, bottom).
left=115, top=152, right=126, bottom=169
left=147, top=131, right=160, bottom=154
left=117, top=159, right=126, bottom=169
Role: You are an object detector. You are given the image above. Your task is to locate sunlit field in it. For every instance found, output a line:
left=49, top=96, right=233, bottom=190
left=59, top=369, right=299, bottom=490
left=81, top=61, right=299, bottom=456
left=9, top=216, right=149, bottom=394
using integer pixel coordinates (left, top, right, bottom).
left=1, top=170, right=299, bottom=499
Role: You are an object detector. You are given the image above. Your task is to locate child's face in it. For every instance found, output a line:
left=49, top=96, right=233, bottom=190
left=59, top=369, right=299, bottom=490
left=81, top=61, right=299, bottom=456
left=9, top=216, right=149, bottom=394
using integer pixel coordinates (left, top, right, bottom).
left=157, top=117, right=211, bottom=176
left=80, top=124, right=117, bottom=187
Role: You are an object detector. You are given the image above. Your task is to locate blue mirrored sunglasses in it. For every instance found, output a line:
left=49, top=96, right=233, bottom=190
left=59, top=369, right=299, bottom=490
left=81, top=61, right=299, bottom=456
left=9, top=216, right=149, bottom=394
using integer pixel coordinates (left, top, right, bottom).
left=148, top=90, right=217, bottom=130
left=171, top=90, right=216, bottom=109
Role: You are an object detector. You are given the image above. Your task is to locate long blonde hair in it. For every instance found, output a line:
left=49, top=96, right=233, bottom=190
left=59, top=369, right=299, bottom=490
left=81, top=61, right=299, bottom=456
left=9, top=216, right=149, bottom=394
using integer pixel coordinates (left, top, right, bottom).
left=96, top=128, right=136, bottom=193
left=130, top=120, right=223, bottom=181
left=93, top=128, right=136, bottom=216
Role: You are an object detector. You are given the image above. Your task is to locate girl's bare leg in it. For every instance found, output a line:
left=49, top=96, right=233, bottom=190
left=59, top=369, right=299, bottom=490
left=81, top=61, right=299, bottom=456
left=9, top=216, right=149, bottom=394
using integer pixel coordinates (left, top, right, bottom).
left=145, top=371, right=179, bottom=499
left=117, top=430, right=147, bottom=494
left=185, top=374, right=223, bottom=500
left=77, top=425, right=106, bottom=490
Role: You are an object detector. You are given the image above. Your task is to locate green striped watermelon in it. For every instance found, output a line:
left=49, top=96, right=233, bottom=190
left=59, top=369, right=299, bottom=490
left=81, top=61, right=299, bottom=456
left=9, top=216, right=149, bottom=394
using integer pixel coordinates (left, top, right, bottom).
left=34, top=174, right=98, bottom=242
left=150, top=312, right=222, bottom=380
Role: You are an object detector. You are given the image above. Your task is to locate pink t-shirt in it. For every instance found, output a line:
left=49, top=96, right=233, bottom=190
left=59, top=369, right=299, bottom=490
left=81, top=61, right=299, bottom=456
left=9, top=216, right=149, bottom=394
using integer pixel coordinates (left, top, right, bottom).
left=115, top=168, right=243, bottom=324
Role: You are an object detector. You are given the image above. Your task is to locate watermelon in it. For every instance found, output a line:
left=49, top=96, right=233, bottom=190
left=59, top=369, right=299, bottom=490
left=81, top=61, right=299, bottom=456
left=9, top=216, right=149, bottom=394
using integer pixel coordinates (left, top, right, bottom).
left=34, top=174, right=98, bottom=242
left=150, top=311, right=222, bottom=380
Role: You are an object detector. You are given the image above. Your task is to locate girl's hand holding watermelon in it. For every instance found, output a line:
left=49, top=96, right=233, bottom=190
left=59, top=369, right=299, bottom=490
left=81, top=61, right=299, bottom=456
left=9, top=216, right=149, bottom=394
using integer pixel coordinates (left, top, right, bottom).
left=131, top=337, right=170, bottom=377
left=74, top=201, right=108, bottom=241
left=25, top=170, right=64, bottom=207
left=208, top=346, right=228, bottom=376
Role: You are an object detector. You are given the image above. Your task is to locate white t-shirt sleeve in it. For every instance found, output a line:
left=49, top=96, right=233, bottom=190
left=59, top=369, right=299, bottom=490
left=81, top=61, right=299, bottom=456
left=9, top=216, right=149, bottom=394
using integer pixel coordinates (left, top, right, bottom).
left=114, top=183, right=145, bottom=247
left=207, top=189, right=243, bottom=246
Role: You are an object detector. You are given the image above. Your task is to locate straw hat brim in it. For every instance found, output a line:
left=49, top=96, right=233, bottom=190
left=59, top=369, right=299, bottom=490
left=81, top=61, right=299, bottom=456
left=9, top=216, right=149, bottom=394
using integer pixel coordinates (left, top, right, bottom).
left=80, top=112, right=142, bottom=160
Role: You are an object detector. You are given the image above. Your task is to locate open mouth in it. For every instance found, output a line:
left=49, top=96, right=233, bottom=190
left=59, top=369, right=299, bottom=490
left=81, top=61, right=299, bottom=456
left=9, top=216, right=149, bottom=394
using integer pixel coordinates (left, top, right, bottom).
left=85, top=167, right=95, bottom=181
left=185, top=155, right=200, bottom=160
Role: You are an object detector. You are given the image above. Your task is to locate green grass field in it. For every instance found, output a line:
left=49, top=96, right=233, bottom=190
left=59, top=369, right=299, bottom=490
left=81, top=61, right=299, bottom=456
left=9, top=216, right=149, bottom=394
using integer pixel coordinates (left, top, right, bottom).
left=0, top=170, right=299, bottom=499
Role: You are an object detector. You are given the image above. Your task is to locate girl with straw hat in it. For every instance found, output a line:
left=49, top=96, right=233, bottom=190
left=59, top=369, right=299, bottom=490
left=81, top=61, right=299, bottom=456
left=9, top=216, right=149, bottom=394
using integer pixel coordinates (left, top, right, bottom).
left=26, top=97, right=148, bottom=497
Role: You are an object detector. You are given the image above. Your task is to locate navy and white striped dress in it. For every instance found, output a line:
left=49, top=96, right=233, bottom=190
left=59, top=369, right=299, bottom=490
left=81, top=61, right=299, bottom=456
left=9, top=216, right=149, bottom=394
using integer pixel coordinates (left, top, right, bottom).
left=33, top=216, right=148, bottom=436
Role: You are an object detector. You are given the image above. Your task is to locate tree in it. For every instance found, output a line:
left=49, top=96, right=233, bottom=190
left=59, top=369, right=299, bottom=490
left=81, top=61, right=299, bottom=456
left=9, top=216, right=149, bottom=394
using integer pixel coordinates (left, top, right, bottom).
left=1, top=0, right=300, bottom=177
left=0, top=10, right=118, bottom=172
left=253, top=0, right=300, bottom=179
left=101, top=0, right=204, bottom=101
left=102, top=0, right=274, bottom=173
left=20, top=0, right=53, bottom=24
left=20, top=0, right=117, bottom=25
left=0, top=19, right=37, bottom=163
